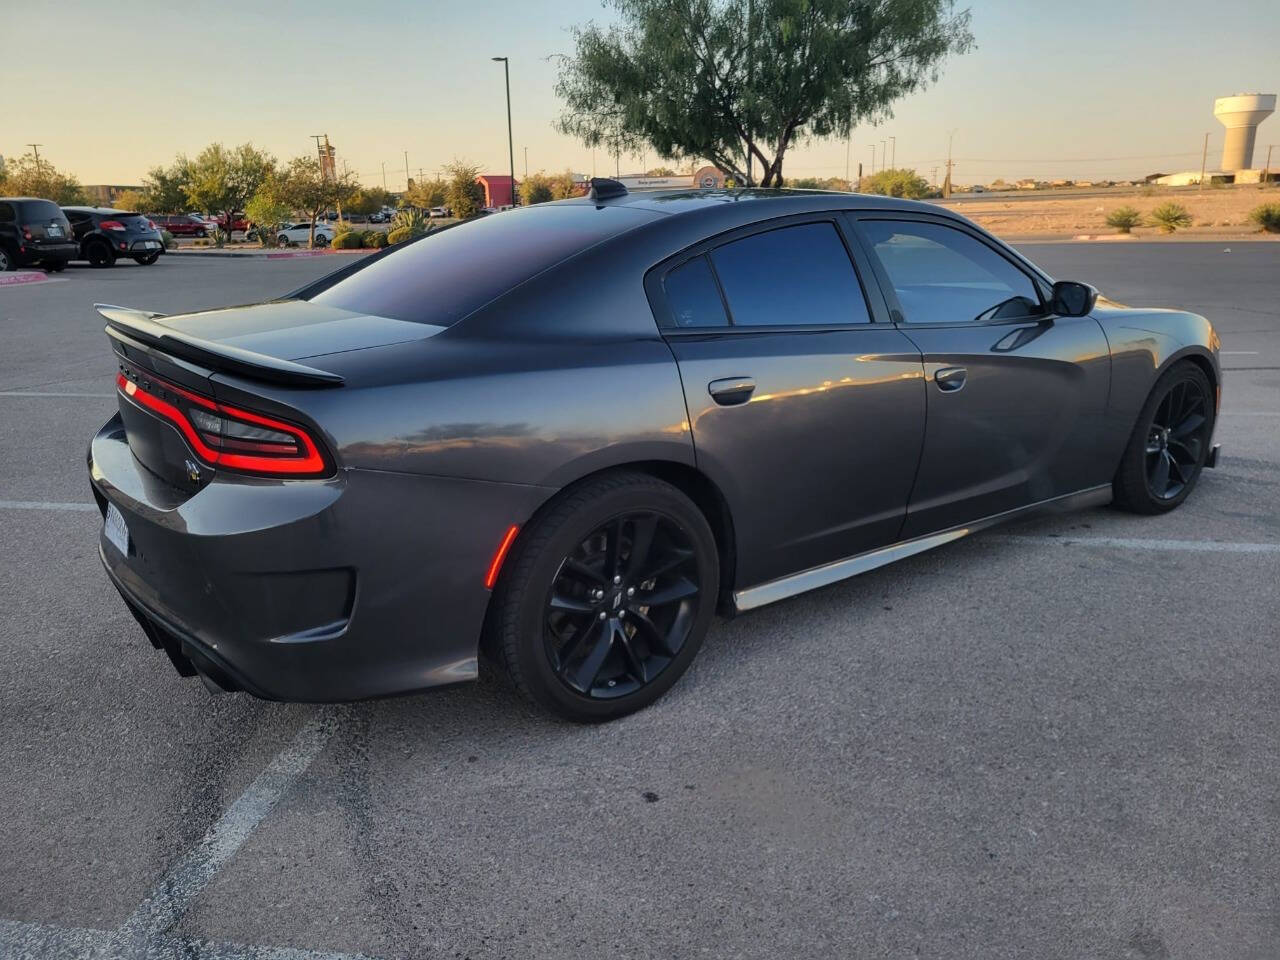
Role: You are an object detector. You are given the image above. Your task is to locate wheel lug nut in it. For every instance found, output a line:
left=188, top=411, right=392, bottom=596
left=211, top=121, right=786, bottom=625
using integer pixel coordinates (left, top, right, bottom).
left=598, top=611, right=607, bottom=621
left=626, top=587, right=635, bottom=597
left=613, top=575, right=622, bottom=585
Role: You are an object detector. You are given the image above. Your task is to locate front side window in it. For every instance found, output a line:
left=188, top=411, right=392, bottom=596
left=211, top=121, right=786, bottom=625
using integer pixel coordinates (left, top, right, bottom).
left=861, top=220, right=1044, bottom=325
left=710, top=222, right=871, bottom=327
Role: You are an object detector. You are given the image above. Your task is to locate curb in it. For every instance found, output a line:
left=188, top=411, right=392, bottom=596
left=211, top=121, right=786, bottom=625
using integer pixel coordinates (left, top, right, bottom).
left=0, top=271, right=56, bottom=288
left=172, top=249, right=372, bottom=260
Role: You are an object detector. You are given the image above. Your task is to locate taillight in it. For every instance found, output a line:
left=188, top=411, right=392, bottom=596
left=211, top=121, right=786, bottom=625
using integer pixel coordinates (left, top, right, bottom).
left=116, top=369, right=332, bottom=477
left=147, top=219, right=159, bottom=231
left=100, top=220, right=126, bottom=231
left=22, top=228, right=32, bottom=240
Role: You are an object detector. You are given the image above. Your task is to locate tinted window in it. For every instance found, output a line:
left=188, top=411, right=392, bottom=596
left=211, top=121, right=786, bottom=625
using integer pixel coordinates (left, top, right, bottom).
left=308, top=204, right=654, bottom=326
left=710, top=222, right=870, bottom=326
left=861, top=220, right=1044, bottom=325
left=18, top=200, right=64, bottom=223
left=663, top=256, right=727, bottom=327
left=0, top=203, right=13, bottom=223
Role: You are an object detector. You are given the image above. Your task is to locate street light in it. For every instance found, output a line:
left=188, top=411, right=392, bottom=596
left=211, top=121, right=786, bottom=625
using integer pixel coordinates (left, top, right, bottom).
left=492, top=57, right=517, bottom=208
left=889, top=136, right=896, bottom=169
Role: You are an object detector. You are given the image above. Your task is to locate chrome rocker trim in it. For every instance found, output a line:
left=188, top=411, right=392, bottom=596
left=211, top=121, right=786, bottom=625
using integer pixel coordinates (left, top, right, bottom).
left=732, top=484, right=1113, bottom=612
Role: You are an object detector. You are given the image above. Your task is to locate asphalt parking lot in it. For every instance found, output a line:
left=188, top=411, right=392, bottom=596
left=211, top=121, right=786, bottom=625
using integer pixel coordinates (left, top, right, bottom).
left=1, top=243, right=1278, bottom=959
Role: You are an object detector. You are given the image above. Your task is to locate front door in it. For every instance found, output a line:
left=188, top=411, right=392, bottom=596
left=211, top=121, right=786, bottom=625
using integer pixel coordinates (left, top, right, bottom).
left=850, top=214, right=1112, bottom=539
left=650, top=216, right=927, bottom=590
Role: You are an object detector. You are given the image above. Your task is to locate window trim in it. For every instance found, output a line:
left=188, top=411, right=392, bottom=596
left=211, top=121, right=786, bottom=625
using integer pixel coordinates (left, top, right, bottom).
left=645, top=212, right=893, bottom=336
left=846, top=212, right=1057, bottom=328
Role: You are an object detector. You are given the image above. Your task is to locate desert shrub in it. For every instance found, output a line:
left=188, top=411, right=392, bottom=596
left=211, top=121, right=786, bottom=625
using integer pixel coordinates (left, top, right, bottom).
left=331, top=230, right=363, bottom=250
left=161, top=230, right=177, bottom=250
left=387, top=226, right=412, bottom=244
left=1148, top=202, right=1192, bottom=233
left=861, top=168, right=932, bottom=199
left=1248, top=203, right=1280, bottom=233
left=364, top=231, right=388, bottom=248
left=393, top=207, right=429, bottom=237
left=1105, top=206, right=1141, bottom=233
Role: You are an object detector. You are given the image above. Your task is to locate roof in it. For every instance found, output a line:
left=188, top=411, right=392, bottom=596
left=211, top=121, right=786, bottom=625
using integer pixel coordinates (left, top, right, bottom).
left=476, top=174, right=517, bottom=185
left=559, top=186, right=946, bottom=218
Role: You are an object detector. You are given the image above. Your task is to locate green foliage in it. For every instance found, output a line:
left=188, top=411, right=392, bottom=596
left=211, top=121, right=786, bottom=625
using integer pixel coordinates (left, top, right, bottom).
left=364, top=230, right=389, bottom=249
left=861, top=167, right=931, bottom=199
left=331, top=230, right=363, bottom=249
left=161, top=230, right=177, bottom=250
left=556, top=0, right=973, bottom=186
left=141, top=160, right=192, bottom=214
left=520, top=172, right=555, bottom=205
left=348, top=187, right=393, bottom=216
left=183, top=144, right=275, bottom=239
left=1, top=152, right=86, bottom=204
left=392, top=207, right=430, bottom=237
left=646, top=166, right=678, bottom=176
left=273, top=155, right=359, bottom=248
left=113, top=190, right=147, bottom=212
left=387, top=226, right=412, bottom=245
left=245, top=189, right=293, bottom=245
left=1105, top=206, right=1142, bottom=233
left=1148, top=202, right=1192, bottom=234
left=1248, top=203, right=1280, bottom=233
left=787, top=176, right=852, bottom=191
left=404, top=177, right=448, bottom=210
left=444, top=161, right=486, bottom=219
left=548, top=169, right=580, bottom=200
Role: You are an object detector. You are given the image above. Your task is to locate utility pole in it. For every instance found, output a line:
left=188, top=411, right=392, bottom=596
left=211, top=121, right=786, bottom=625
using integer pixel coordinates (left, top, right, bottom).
left=869, top=144, right=876, bottom=178
left=932, top=166, right=939, bottom=187
left=1199, top=131, right=1209, bottom=190
left=857, top=162, right=863, bottom=193
left=404, top=151, right=410, bottom=191
left=880, top=140, right=887, bottom=171
left=943, top=129, right=957, bottom=198
left=382, top=162, right=387, bottom=190
left=310, top=135, right=327, bottom=175
left=492, top=57, right=517, bottom=207
left=524, top=146, right=528, bottom=179
left=26, top=144, right=43, bottom=172
left=1264, top=144, right=1274, bottom=185
left=889, top=136, right=896, bottom=169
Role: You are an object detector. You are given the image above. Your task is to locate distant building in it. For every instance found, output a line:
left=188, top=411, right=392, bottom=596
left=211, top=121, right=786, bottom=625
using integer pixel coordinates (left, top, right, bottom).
left=82, top=184, right=144, bottom=205
left=477, top=174, right=518, bottom=209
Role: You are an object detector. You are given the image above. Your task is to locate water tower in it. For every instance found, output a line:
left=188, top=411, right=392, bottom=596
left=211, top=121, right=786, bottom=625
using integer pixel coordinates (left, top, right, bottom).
left=1214, top=93, right=1276, bottom=171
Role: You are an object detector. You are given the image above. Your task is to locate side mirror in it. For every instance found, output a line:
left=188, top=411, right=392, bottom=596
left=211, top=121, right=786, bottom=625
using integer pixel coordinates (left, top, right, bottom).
left=1050, top=280, right=1098, bottom=317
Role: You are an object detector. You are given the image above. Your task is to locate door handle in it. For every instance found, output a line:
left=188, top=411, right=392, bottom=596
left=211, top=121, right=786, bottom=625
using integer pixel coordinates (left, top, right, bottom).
left=708, top=377, right=756, bottom=406
left=934, top=366, right=966, bottom=392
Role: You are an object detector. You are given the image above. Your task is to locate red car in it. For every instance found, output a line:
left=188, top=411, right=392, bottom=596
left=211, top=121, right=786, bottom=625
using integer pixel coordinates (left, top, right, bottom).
left=151, top=214, right=210, bottom=238
left=213, top=212, right=248, bottom=232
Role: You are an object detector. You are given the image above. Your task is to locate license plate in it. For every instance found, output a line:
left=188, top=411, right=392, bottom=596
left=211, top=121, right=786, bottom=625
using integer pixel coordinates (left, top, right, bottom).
left=104, top=502, right=130, bottom=555
left=47, top=225, right=63, bottom=237
left=143, top=240, right=159, bottom=249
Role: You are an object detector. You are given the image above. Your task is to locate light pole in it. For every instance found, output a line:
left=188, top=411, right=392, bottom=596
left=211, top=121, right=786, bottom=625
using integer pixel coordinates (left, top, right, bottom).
left=524, top=146, right=528, bottom=179
left=869, top=144, right=876, bottom=176
left=880, top=140, right=887, bottom=171
left=492, top=57, right=517, bottom=207
left=889, top=136, right=896, bottom=169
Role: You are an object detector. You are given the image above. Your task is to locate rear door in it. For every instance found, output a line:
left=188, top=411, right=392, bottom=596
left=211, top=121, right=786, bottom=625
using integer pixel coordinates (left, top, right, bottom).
left=848, top=214, right=1112, bottom=538
left=18, top=200, right=72, bottom=245
left=649, top=215, right=926, bottom=590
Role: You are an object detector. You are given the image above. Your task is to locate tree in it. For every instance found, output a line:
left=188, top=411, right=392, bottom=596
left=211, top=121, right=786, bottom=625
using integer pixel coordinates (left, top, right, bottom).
left=1, top=152, right=86, bottom=204
left=274, top=156, right=359, bottom=247
left=646, top=166, right=678, bottom=176
left=183, top=143, right=276, bottom=240
left=548, top=170, right=580, bottom=199
left=245, top=185, right=294, bottom=245
left=403, top=177, right=447, bottom=210
left=141, top=160, right=192, bottom=214
left=113, top=190, right=148, bottom=212
left=348, top=186, right=393, bottom=216
left=444, top=161, right=486, bottom=219
left=556, top=0, right=973, bottom=186
left=862, top=167, right=931, bottom=199
left=520, top=172, right=555, bottom=205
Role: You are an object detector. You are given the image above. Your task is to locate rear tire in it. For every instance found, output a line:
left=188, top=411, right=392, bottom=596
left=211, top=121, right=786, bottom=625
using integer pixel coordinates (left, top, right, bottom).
left=277, top=235, right=291, bottom=248
left=1113, top=361, right=1215, bottom=514
left=491, top=472, right=719, bottom=722
left=44, top=261, right=67, bottom=273
left=314, top=234, right=329, bottom=248
left=0, top=246, right=14, bottom=271
left=133, top=253, right=160, bottom=265
left=86, top=239, right=116, bottom=268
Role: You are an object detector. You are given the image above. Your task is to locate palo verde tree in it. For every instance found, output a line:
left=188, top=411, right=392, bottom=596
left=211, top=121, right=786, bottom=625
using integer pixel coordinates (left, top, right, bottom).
left=1, top=152, right=86, bottom=204
left=183, top=143, right=276, bottom=240
left=556, top=0, right=973, bottom=186
left=141, top=159, right=193, bottom=214
left=274, top=156, right=359, bottom=247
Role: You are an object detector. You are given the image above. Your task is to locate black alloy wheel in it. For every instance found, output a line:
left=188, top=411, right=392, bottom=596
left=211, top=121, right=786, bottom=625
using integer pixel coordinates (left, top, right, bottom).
left=1114, top=362, right=1214, bottom=513
left=86, top=239, right=115, bottom=268
left=545, top=512, right=700, bottom=699
left=493, top=472, right=719, bottom=722
left=0, top=246, right=13, bottom=271
left=133, top=252, right=160, bottom=266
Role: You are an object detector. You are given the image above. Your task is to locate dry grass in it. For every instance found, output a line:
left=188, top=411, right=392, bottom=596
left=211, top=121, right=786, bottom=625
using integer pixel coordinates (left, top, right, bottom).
left=930, top=185, right=1280, bottom=239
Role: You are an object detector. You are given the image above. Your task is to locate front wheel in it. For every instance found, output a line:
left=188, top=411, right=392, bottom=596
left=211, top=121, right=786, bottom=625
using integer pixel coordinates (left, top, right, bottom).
left=491, top=472, right=719, bottom=722
left=313, top=234, right=329, bottom=248
left=133, top=253, right=160, bottom=265
left=1113, top=361, right=1215, bottom=513
left=276, top=235, right=291, bottom=248
left=86, top=240, right=116, bottom=268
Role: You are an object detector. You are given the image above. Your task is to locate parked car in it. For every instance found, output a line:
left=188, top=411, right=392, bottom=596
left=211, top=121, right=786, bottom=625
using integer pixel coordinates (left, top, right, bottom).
left=63, top=207, right=165, bottom=266
left=0, top=197, right=78, bottom=271
left=213, top=212, right=249, bottom=233
left=429, top=206, right=450, bottom=218
left=246, top=222, right=295, bottom=243
left=151, top=214, right=209, bottom=237
left=87, top=182, right=1221, bottom=721
left=275, top=222, right=334, bottom=247
left=369, top=211, right=390, bottom=223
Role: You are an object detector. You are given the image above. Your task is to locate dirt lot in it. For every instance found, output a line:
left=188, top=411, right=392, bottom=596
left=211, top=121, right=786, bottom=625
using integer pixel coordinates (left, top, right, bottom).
left=935, top=184, right=1280, bottom=239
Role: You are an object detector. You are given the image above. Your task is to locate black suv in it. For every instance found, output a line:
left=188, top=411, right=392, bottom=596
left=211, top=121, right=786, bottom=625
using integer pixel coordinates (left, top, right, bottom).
left=63, top=207, right=165, bottom=267
left=0, top=198, right=78, bottom=271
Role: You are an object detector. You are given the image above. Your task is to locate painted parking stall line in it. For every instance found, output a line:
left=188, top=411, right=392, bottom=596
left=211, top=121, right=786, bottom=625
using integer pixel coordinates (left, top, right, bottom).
left=996, top=534, right=1280, bottom=554
left=0, top=500, right=99, bottom=512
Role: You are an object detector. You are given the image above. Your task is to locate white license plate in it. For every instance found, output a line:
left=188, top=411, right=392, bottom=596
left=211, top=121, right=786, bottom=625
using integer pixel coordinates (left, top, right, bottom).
left=104, top=502, right=130, bottom=555
left=47, top=225, right=63, bottom=237
left=143, top=240, right=159, bottom=249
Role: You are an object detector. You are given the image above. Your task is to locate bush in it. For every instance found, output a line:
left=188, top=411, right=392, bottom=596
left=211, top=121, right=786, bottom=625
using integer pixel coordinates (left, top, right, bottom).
left=161, top=230, right=177, bottom=250
left=860, top=168, right=932, bottom=199
left=331, top=230, right=363, bottom=250
left=1105, top=206, right=1142, bottom=233
left=364, top=231, right=388, bottom=249
left=387, top=226, right=412, bottom=245
left=1248, top=203, right=1280, bottom=233
left=392, top=207, right=429, bottom=237
left=1148, top=202, right=1192, bottom=234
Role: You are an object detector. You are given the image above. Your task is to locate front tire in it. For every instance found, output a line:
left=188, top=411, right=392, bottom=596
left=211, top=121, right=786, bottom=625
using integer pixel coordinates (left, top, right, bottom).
left=0, top=246, right=16, bottom=271
left=491, top=472, right=719, bottom=722
left=1113, top=361, right=1215, bottom=514
left=313, top=234, right=329, bottom=248
left=86, top=239, right=116, bottom=268
left=133, top=252, right=160, bottom=265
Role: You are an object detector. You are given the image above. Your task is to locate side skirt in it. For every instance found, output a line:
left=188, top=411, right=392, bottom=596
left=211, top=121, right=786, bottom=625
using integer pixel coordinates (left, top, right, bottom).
left=731, top=484, right=1113, bottom=613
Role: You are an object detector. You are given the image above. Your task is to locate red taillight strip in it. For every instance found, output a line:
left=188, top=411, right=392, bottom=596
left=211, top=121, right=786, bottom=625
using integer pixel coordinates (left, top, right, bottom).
left=116, top=371, right=328, bottom=476
left=484, top=525, right=520, bottom=589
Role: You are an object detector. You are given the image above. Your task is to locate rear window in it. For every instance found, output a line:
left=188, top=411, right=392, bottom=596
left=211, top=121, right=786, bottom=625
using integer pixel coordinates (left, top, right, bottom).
left=18, top=200, right=64, bottom=222
left=307, top=204, right=653, bottom=326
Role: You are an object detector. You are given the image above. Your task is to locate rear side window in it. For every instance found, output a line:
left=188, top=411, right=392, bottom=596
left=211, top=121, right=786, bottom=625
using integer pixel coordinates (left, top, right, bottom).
left=709, top=222, right=870, bottom=327
left=860, top=220, right=1044, bottom=325
left=0, top=203, right=13, bottom=223
left=307, top=204, right=654, bottom=326
left=663, top=256, right=728, bottom=327
left=18, top=200, right=63, bottom=223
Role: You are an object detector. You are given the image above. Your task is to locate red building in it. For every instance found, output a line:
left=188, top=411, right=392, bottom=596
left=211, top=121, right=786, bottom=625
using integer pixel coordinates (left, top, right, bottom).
left=477, top=174, right=518, bottom=209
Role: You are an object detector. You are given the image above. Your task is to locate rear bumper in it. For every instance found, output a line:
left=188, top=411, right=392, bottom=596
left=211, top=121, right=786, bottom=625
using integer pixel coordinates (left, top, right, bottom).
left=88, top=413, right=553, bottom=701
left=20, top=241, right=78, bottom=263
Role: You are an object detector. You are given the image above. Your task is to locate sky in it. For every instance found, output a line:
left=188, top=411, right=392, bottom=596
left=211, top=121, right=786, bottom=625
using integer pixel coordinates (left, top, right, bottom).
left=6, top=0, right=1279, bottom=189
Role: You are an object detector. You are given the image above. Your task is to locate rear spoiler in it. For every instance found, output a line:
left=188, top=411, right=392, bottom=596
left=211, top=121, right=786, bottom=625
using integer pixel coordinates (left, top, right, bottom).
left=96, top=304, right=344, bottom=388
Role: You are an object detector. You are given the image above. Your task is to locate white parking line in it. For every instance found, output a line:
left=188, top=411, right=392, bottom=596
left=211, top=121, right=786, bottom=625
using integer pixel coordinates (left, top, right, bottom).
left=0, top=500, right=98, bottom=512
left=1220, top=351, right=1260, bottom=355
left=103, top=714, right=336, bottom=955
left=998, top=535, right=1280, bottom=554
left=0, top=390, right=115, bottom=398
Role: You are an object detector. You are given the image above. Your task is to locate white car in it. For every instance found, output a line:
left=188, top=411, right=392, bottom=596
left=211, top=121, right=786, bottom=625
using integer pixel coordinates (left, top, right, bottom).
left=276, top=222, right=335, bottom=247
left=429, top=206, right=450, bottom=218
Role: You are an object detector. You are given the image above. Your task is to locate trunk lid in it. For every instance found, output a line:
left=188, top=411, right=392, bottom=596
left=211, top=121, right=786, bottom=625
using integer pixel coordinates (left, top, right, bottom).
left=19, top=199, right=72, bottom=243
